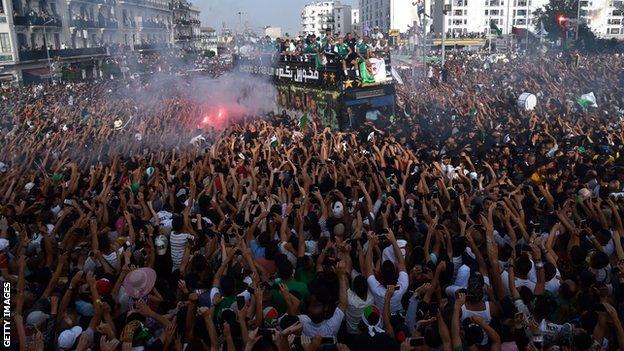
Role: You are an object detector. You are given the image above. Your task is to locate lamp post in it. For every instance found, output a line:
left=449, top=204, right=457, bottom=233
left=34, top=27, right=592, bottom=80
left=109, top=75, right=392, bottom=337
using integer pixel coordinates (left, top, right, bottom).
left=43, top=18, right=54, bottom=82
left=442, top=2, right=451, bottom=66
left=525, top=0, right=530, bottom=53
left=575, top=0, right=581, bottom=40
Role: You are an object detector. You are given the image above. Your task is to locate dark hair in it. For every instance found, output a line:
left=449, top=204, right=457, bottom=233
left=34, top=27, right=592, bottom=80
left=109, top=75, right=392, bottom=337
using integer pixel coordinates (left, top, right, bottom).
left=516, top=253, right=532, bottom=276
left=352, top=275, right=368, bottom=300
left=277, top=259, right=294, bottom=280
left=381, top=260, right=398, bottom=286
left=172, top=215, right=184, bottom=231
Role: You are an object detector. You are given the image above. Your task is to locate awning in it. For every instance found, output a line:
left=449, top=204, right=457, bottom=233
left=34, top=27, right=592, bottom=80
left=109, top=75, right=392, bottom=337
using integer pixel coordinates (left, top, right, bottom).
left=23, top=67, right=51, bottom=78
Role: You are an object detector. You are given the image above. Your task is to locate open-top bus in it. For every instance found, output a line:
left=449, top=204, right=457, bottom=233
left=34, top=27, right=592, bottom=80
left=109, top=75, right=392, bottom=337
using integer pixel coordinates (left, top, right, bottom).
left=235, top=51, right=396, bottom=131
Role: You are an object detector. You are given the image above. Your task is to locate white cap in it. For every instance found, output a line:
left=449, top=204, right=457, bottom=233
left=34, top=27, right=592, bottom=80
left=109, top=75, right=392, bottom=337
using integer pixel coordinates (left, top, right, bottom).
left=24, top=182, right=35, bottom=191
left=155, top=235, right=168, bottom=256
left=332, top=201, right=344, bottom=218
left=58, top=326, right=83, bottom=349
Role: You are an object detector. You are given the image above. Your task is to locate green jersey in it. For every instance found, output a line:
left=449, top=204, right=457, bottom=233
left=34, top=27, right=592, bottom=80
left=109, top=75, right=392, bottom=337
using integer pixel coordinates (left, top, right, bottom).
left=357, top=42, right=369, bottom=56
left=335, top=43, right=349, bottom=57
left=304, top=42, right=320, bottom=53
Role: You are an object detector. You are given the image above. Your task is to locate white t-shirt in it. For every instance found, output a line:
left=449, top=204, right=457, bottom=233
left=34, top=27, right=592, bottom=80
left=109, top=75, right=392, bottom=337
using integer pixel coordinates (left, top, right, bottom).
left=367, top=271, right=409, bottom=313
left=299, top=307, right=344, bottom=337
left=381, top=240, right=407, bottom=264
left=346, top=289, right=374, bottom=334
left=169, top=232, right=192, bottom=270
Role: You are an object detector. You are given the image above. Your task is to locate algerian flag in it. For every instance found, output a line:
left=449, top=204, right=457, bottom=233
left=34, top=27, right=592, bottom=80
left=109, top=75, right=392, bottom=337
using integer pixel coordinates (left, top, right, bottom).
left=391, top=67, right=404, bottom=85
left=490, top=20, right=502, bottom=36
left=300, top=111, right=309, bottom=130
left=270, top=135, right=278, bottom=148
left=577, top=92, right=597, bottom=109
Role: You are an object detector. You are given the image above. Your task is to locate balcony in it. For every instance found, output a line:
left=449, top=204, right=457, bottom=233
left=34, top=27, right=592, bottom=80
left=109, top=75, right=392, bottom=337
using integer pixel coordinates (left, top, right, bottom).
left=133, top=43, right=169, bottom=51
left=174, top=18, right=201, bottom=26
left=70, top=18, right=119, bottom=29
left=18, top=47, right=107, bottom=61
left=70, top=0, right=117, bottom=5
left=14, top=15, right=62, bottom=27
left=140, top=20, right=168, bottom=29
left=120, top=0, right=169, bottom=10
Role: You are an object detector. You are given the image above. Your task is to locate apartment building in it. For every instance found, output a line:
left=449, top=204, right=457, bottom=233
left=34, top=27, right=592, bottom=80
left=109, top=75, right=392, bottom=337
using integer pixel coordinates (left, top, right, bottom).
left=301, top=0, right=352, bottom=37
left=580, top=0, right=624, bottom=39
left=0, top=0, right=201, bottom=83
left=358, top=0, right=420, bottom=34
left=432, top=0, right=548, bottom=35
left=352, top=7, right=360, bottom=35
left=173, top=0, right=201, bottom=49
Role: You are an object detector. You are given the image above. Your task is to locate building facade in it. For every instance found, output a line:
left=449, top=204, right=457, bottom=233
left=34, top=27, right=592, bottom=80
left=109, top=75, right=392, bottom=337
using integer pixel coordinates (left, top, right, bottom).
left=301, top=0, right=352, bottom=37
left=359, top=0, right=552, bottom=36
left=358, top=0, right=420, bottom=34
left=431, top=0, right=549, bottom=36
left=173, top=0, right=201, bottom=49
left=199, top=26, right=218, bottom=55
left=352, top=8, right=361, bottom=35
left=580, top=0, right=624, bottom=39
left=332, top=2, right=352, bottom=35
left=0, top=0, right=201, bottom=83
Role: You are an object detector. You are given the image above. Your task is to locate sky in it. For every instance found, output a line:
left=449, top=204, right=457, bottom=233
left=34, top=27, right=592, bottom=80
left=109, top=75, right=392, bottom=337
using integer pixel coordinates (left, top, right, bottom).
left=197, top=0, right=358, bottom=36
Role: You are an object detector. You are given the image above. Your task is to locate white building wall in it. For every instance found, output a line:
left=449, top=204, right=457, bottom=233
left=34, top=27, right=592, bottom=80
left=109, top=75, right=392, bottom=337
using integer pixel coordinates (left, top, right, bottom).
left=581, top=0, right=624, bottom=39
left=301, top=1, right=337, bottom=36
left=351, top=8, right=361, bottom=34
left=333, top=4, right=352, bottom=35
left=432, top=0, right=548, bottom=35
left=359, top=0, right=420, bottom=34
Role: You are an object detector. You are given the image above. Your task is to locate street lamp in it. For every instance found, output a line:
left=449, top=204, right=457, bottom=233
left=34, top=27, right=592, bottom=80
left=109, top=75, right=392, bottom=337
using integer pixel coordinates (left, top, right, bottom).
left=442, top=2, right=451, bottom=66
left=42, top=18, right=55, bottom=82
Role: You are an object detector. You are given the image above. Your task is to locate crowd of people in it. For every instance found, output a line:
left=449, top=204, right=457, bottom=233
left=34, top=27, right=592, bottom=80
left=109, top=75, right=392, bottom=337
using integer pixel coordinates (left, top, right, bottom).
left=1, top=44, right=624, bottom=351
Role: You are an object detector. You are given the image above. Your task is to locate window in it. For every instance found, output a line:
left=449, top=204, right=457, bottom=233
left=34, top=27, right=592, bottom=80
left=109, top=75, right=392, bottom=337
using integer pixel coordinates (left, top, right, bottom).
left=0, top=33, right=9, bottom=53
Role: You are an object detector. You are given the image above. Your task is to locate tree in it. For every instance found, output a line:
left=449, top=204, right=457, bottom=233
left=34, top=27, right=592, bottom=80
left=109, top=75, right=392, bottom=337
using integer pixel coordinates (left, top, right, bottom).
left=533, top=0, right=597, bottom=48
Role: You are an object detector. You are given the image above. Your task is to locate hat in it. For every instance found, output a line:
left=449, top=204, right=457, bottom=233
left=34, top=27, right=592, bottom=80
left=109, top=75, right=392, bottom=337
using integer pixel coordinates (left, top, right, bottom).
left=0, top=162, right=7, bottom=173
left=58, top=326, right=83, bottom=350
left=0, top=239, right=9, bottom=251
left=155, top=235, right=168, bottom=256
left=26, top=310, right=49, bottom=327
left=361, top=305, right=384, bottom=336
left=263, top=306, right=279, bottom=328
left=578, top=188, right=591, bottom=201
left=113, top=119, right=123, bottom=129
left=75, top=300, right=94, bottom=317
left=96, top=278, right=112, bottom=295
left=332, top=201, right=344, bottom=218
left=122, top=268, right=157, bottom=299
left=52, top=173, right=63, bottom=182
left=24, top=182, right=35, bottom=191
left=176, top=188, right=187, bottom=198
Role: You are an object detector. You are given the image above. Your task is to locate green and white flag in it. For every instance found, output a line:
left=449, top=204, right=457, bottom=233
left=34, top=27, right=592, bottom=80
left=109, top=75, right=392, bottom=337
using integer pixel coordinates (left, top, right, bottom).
left=490, top=20, right=502, bottom=36
left=300, top=111, right=309, bottom=130
left=577, top=92, right=597, bottom=109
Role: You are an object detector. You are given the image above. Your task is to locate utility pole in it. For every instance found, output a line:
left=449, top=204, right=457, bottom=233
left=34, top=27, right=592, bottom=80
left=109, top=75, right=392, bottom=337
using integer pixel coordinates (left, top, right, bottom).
left=575, top=0, right=581, bottom=40
left=442, top=2, right=450, bottom=66
left=525, top=0, right=530, bottom=53
left=43, top=19, right=54, bottom=82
